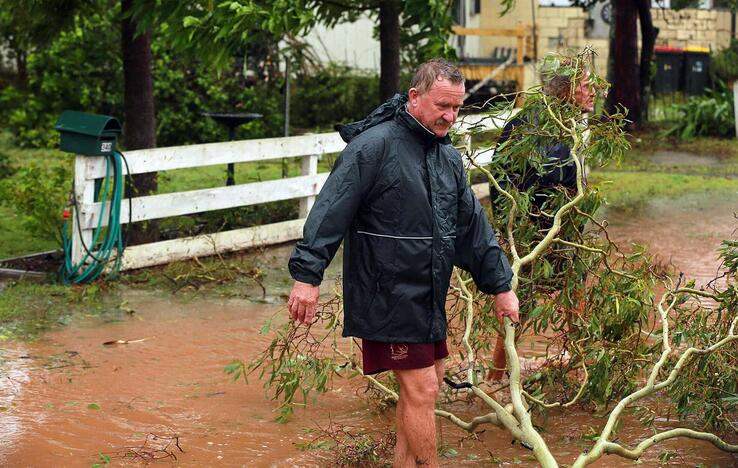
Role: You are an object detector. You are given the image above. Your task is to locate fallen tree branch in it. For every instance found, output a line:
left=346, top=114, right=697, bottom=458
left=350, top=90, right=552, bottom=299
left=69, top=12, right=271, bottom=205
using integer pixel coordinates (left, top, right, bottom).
left=552, top=238, right=637, bottom=280
left=601, top=428, right=738, bottom=460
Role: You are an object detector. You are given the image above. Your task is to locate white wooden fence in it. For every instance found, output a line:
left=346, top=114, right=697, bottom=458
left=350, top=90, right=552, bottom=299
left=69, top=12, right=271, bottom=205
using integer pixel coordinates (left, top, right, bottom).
left=72, top=115, right=505, bottom=271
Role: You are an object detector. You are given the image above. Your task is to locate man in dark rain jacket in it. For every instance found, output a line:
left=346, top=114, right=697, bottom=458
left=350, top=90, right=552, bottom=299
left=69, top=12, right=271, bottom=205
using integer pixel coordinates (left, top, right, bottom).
left=287, top=59, right=519, bottom=467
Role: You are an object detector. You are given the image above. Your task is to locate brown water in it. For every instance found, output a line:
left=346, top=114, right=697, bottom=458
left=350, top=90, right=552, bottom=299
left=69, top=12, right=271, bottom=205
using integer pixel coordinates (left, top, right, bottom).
left=605, top=192, right=737, bottom=288
left=1, top=192, right=736, bottom=467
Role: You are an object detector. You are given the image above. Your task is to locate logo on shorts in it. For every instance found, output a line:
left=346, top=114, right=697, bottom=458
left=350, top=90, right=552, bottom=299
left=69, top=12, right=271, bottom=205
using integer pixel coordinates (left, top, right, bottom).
left=390, top=344, right=409, bottom=360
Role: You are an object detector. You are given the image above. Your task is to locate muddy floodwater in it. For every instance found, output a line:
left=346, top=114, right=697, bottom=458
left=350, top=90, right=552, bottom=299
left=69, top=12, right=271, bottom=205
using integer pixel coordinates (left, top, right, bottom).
left=1, top=193, right=737, bottom=467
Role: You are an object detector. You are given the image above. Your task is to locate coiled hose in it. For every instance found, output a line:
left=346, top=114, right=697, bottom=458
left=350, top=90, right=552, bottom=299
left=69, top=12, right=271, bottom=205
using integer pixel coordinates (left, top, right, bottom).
left=61, top=150, right=129, bottom=284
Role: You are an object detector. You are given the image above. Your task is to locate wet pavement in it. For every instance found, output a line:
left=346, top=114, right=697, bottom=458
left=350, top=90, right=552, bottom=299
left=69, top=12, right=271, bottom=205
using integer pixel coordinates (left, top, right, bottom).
left=647, top=151, right=727, bottom=167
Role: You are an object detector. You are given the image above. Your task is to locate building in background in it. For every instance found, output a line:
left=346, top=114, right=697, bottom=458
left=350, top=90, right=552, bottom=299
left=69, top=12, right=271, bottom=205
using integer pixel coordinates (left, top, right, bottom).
left=304, top=16, right=380, bottom=72
left=303, top=1, right=736, bottom=94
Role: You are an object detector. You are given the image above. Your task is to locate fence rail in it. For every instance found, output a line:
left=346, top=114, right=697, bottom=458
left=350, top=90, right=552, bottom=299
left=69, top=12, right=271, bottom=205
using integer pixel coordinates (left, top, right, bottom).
left=71, top=114, right=502, bottom=271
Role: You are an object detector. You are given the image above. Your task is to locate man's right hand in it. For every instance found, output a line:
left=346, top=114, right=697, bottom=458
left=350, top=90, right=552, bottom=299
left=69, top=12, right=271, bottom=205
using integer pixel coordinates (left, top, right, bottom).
left=494, top=290, right=520, bottom=323
left=287, top=281, right=320, bottom=324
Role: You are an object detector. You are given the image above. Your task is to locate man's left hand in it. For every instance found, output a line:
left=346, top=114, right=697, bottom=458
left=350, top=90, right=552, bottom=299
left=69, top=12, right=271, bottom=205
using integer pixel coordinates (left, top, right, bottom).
left=494, top=290, right=519, bottom=323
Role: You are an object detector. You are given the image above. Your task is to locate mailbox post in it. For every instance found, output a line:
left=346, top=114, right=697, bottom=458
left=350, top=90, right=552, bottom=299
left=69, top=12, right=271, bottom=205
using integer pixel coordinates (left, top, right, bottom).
left=54, top=111, right=122, bottom=156
left=54, top=111, right=123, bottom=266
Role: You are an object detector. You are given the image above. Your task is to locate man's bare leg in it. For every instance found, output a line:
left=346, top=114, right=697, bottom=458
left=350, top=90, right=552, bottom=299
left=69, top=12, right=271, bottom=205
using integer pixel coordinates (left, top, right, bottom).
left=395, top=359, right=445, bottom=466
left=393, top=393, right=414, bottom=466
left=434, top=359, right=445, bottom=390
left=393, top=365, right=440, bottom=467
left=488, top=336, right=506, bottom=381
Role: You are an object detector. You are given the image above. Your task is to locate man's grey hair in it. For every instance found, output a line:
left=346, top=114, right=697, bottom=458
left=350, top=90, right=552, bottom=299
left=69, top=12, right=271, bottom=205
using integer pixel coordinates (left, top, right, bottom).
left=409, top=58, right=465, bottom=94
left=542, top=74, right=573, bottom=100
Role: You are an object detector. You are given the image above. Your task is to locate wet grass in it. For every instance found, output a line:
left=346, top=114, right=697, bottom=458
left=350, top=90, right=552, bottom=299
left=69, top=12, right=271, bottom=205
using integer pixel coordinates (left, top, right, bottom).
left=619, top=132, right=738, bottom=176
left=628, top=131, right=738, bottom=160
left=0, top=205, right=57, bottom=259
left=120, top=249, right=286, bottom=300
left=0, top=281, right=121, bottom=340
left=157, top=156, right=336, bottom=194
left=120, top=243, right=343, bottom=301
left=0, top=241, right=343, bottom=340
left=590, top=171, right=738, bottom=210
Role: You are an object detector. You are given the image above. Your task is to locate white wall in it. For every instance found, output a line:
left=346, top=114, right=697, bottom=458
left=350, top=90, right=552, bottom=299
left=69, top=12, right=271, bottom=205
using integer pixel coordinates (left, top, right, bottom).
left=455, top=0, right=483, bottom=59
left=305, top=16, right=380, bottom=72
left=304, top=0, right=486, bottom=70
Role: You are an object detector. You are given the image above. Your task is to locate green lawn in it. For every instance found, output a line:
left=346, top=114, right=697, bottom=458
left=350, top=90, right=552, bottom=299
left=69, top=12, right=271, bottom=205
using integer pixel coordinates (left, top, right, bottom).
left=590, top=171, right=738, bottom=210
left=157, top=157, right=336, bottom=194
left=620, top=132, right=738, bottom=174
left=0, top=205, right=57, bottom=259
left=1, top=128, right=736, bottom=260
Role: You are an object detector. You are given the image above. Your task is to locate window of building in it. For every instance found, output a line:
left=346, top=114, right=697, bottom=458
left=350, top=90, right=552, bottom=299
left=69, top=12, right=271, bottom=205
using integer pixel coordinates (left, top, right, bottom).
left=472, top=0, right=481, bottom=14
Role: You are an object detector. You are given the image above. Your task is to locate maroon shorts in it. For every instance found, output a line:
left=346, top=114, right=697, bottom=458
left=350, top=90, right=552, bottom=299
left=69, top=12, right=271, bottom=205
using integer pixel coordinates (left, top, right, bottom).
left=361, top=339, right=449, bottom=375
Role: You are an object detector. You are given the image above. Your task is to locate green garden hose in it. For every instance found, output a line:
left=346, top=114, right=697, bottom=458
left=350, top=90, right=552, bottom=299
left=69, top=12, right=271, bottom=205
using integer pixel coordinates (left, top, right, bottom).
left=60, top=150, right=128, bottom=284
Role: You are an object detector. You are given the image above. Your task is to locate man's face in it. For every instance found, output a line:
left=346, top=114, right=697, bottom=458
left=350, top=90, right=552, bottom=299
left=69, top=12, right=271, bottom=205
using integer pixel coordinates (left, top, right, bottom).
left=408, top=78, right=465, bottom=137
left=574, top=72, right=595, bottom=113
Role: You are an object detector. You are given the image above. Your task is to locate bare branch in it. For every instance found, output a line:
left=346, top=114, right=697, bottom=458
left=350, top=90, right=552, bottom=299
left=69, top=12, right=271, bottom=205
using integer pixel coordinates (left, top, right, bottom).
left=435, top=409, right=501, bottom=432
left=455, top=268, right=478, bottom=385
left=552, top=238, right=638, bottom=280
left=602, top=428, right=738, bottom=460
left=522, top=359, right=589, bottom=409
left=572, top=310, right=738, bottom=467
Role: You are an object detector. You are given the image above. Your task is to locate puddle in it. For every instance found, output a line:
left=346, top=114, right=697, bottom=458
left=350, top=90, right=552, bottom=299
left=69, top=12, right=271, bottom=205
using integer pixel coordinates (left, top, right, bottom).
left=604, top=192, right=737, bottom=288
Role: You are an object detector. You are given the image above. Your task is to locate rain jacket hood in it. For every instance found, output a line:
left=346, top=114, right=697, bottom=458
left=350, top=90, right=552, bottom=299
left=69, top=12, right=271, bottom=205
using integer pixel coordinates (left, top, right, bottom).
left=289, top=95, right=513, bottom=343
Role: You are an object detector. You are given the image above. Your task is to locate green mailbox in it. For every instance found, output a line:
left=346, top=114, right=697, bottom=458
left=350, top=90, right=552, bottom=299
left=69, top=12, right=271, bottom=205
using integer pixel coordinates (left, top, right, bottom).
left=54, top=111, right=122, bottom=156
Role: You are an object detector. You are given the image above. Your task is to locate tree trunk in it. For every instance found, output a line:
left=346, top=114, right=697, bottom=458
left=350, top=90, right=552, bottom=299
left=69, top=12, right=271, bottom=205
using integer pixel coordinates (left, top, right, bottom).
left=636, top=0, right=657, bottom=124
left=14, top=48, right=28, bottom=89
left=121, top=0, right=158, bottom=244
left=606, top=0, right=640, bottom=130
left=378, top=0, right=401, bottom=102
left=606, top=1, right=616, bottom=94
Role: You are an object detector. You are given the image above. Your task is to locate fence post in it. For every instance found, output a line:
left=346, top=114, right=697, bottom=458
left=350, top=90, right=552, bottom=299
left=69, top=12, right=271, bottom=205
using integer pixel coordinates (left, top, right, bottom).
left=299, top=154, right=319, bottom=218
left=72, top=155, right=95, bottom=266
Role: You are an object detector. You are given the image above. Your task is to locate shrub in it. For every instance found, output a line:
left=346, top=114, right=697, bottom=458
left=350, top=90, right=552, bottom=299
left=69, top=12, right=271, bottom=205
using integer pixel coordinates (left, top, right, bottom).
left=664, top=81, right=736, bottom=140
left=0, top=9, right=122, bottom=148
left=0, top=7, right=404, bottom=150
left=0, top=7, right=287, bottom=149
left=290, top=64, right=381, bottom=131
left=0, top=150, right=14, bottom=179
left=712, top=39, right=738, bottom=84
left=0, top=161, right=71, bottom=245
left=1, top=15, right=383, bottom=149
left=151, top=46, right=285, bottom=146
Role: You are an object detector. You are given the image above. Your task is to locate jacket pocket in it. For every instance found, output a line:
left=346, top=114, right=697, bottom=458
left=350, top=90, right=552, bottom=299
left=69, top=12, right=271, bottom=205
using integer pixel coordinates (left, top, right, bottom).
left=362, top=271, right=402, bottom=335
left=362, top=271, right=382, bottom=316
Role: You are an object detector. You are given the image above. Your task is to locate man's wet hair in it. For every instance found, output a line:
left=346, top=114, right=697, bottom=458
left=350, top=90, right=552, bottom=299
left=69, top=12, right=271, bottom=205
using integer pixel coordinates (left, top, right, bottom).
left=541, top=58, right=589, bottom=101
left=543, top=74, right=574, bottom=100
left=409, top=58, right=465, bottom=94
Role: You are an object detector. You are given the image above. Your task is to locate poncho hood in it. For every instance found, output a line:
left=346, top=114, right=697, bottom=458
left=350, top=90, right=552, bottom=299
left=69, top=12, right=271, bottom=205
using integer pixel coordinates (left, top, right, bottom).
left=336, top=93, right=409, bottom=143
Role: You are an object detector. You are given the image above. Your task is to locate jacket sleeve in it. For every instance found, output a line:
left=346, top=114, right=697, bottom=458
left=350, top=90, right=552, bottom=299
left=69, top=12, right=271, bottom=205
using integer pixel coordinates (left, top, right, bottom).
left=288, top=138, right=383, bottom=286
left=453, top=162, right=513, bottom=294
